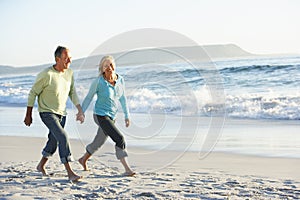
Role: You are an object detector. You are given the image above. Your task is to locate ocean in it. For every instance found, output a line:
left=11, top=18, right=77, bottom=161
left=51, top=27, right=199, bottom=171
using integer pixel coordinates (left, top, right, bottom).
left=1, top=56, right=300, bottom=120
left=0, top=55, right=300, bottom=158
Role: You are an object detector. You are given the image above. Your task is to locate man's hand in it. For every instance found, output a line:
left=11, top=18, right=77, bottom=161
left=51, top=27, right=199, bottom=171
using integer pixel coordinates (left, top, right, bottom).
left=24, top=115, right=32, bottom=126
left=24, top=106, right=33, bottom=126
left=125, top=118, right=130, bottom=127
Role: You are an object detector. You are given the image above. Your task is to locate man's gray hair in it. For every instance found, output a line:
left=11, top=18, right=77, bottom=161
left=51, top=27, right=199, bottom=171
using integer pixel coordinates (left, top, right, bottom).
left=54, top=46, right=68, bottom=58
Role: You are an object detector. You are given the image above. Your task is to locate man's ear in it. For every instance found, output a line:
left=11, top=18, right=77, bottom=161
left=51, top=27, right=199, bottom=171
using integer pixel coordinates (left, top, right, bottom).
left=55, top=56, right=59, bottom=63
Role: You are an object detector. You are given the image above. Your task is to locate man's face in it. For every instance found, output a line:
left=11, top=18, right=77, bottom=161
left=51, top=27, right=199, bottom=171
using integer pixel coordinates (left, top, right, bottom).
left=57, top=49, right=72, bottom=70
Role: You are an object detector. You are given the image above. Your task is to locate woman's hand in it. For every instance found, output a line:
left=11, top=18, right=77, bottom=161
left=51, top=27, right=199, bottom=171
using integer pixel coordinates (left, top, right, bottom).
left=125, top=118, right=130, bottom=127
left=76, top=104, right=85, bottom=124
left=76, top=112, right=85, bottom=124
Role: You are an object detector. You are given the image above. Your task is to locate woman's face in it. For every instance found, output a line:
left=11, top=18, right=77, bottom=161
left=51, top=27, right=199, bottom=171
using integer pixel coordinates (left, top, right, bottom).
left=103, top=60, right=115, bottom=74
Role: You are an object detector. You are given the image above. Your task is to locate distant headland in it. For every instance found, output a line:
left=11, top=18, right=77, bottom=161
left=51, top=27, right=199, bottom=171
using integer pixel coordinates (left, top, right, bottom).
left=0, top=44, right=297, bottom=74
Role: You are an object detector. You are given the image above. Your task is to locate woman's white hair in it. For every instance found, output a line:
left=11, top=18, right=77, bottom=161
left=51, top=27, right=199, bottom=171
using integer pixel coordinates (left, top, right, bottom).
left=98, top=55, right=115, bottom=76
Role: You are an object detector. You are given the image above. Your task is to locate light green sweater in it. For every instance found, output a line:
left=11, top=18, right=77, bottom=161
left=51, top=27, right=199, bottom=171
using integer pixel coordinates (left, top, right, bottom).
left=27, top=66, right=79, bottom=116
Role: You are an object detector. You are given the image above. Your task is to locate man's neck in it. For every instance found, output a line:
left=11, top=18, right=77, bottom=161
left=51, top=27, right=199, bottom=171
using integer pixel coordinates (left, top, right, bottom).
left=53, top=64, right=65, bottom=72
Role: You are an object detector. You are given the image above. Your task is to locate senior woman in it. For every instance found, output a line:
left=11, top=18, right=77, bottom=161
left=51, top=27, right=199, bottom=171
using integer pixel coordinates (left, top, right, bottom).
left=78, top=55, right=135, bottom=176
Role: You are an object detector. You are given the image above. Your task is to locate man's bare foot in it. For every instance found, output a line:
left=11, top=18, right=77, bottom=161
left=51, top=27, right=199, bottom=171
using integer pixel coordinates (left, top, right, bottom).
left=69, top=174, right=82, bottom=182
left=78, top=157, right=89, bottom=171
left=36, top=165, right=48, bottom=176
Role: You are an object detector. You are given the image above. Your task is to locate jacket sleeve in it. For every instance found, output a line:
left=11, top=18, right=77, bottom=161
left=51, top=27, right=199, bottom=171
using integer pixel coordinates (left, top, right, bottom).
left=119, top=77, right=130, bottom=119
left=81, top=78, right=99, bottom=113
left=68, top=74, right=80, bottom=106
left=27, top=71, right=49, bottom=107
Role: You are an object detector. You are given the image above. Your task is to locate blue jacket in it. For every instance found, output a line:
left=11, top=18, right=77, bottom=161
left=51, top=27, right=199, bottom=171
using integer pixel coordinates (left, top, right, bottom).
left=81, top=74, right=129, bottom=120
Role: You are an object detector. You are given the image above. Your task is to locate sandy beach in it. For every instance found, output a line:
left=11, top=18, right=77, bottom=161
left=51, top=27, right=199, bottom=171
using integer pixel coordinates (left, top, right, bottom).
left=0, top=135, right=299, bottom=199
left=0, top=98, right=300, bottom=199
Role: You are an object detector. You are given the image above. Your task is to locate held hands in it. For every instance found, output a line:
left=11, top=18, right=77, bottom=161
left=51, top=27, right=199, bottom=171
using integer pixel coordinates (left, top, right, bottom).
left=76, top=112, right=85, bottom=124
left=125, top=118, right=130, bottom=127
left=76, top=105, right=85, bottom=124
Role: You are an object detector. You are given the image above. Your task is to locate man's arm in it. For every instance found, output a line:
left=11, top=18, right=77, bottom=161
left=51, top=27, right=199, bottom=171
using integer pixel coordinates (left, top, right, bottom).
left=24, top=70, right=48, bottom=127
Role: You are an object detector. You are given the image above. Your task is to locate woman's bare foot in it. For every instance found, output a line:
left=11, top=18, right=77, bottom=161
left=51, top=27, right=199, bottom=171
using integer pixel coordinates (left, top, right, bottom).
left=78, top=157, right=89, bottom=171
left=120, top=157, right=135, bottom=176
left=36, top=165, right=48, bottom=176
left=123, top=170, right=136, bottom=177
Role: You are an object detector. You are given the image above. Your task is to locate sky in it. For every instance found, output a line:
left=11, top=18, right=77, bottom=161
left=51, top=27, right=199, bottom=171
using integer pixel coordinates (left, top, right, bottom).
left=0, top=0, right=300, bottom=67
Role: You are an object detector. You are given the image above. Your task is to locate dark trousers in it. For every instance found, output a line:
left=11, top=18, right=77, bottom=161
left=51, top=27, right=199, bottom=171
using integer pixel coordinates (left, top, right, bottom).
left=94, top=115, right=128, bottom=159
left=96, top=115, right=126, bottom=149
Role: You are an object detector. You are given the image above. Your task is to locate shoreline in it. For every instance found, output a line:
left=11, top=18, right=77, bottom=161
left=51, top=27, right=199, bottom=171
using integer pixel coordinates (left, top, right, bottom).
left=1, top=132, right=300, bottom=160
left=1, top=135, right=300, bottom=181
left=1, top=106, right=300, bottom=160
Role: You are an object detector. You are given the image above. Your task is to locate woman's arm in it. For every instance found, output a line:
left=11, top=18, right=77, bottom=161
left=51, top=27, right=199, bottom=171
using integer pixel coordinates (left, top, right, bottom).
left=119, top=77, right=130, bottom=127
left=81, top=78, right=99, bottom=113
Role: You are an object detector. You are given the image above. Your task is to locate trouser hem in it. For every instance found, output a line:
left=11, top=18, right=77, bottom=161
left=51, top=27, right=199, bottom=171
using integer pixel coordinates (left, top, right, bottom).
left=42, top=150, right=53, bottom=158
left=60, top=156, right=74, bottom=164
left=115, top=146, right=128, bottom=160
